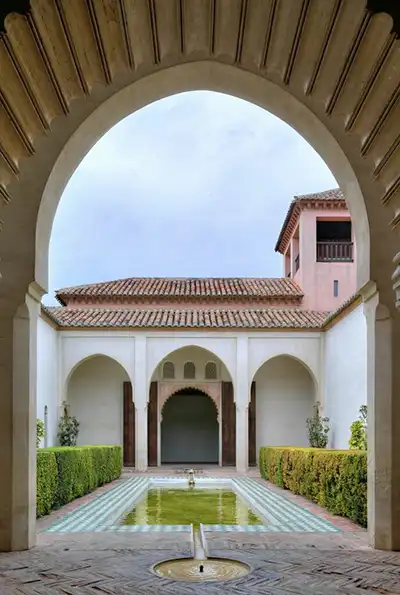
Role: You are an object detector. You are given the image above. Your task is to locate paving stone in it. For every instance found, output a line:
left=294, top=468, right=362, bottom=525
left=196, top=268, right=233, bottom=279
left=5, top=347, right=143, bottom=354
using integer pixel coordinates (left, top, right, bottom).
left=1, top=532, right=399, bottom=594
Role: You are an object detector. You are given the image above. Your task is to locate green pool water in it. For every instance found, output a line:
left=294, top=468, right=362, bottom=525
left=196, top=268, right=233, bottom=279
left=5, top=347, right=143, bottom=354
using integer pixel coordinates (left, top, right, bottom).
left=121, top=487, right=262, bottom=527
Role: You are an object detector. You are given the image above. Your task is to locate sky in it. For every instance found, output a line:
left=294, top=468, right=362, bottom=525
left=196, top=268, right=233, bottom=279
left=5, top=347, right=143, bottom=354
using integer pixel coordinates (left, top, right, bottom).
left=45, top=90, right=337, bottom=306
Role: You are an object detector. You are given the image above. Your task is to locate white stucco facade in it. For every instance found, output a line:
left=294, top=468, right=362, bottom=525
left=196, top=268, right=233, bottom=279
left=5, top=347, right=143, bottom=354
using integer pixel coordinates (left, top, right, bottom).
left=36, top=302, right=367, bottom=469
left=36, top=317, right=59, bottom=447
left=323, top=302, right=367, bottom=449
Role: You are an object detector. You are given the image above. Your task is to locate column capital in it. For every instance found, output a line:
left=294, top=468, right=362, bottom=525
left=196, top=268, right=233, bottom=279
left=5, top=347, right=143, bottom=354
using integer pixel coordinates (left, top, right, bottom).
left=392, top=252, right=400, bottom=310
left=359, top=280, right=378, bottom=304
left=27, top=281, right=46, bottom=303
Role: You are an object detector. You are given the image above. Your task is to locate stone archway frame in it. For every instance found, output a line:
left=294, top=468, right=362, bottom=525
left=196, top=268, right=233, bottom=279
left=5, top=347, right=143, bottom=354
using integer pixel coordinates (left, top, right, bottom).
left=157, top=381, right=222, bottom=466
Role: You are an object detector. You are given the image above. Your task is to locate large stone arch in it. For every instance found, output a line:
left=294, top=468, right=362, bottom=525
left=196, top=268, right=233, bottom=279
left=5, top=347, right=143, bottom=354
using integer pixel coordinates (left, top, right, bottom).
left=0, top=0, right=399, bottom=552
left=35, top=62, right=372, bottom=290
left=0, top=3, right=397, bottom=308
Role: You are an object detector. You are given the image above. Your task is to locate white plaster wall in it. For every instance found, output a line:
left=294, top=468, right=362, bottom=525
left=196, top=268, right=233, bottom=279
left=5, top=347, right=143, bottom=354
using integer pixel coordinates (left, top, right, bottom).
left=254, top=355, right=315, bottom=450
left=323, top=303, right=367, bottom=449
left=152, top=345, right=231, bottom=381
left=37, top=316, right=59, bottom=446
left=67, top=355, right=129, bottom=446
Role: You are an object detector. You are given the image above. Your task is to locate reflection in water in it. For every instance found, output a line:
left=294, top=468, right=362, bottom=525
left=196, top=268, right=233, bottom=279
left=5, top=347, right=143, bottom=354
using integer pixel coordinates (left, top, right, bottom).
left=122, top=487, right=261, bottom=527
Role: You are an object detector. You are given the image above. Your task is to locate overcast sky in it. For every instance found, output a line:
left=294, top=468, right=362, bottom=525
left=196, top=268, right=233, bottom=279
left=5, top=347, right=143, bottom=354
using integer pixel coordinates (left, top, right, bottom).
left=45, top=90, right=336, bottom=306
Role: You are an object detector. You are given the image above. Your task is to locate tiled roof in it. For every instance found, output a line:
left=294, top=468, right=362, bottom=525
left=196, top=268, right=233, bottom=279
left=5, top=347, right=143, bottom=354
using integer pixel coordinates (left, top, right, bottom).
left=43, top=306, right=327, bottom=329
left=275, top=188, right=346, bottom=254
left=55, top=277, right=303, bottom=305
left=294, top=188, right=344, bottom=202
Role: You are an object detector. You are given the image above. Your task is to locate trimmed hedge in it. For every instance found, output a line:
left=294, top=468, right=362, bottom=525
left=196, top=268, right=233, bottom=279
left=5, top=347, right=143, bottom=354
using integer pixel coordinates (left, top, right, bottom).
left=259, top=447, right=367, bottom=527
left=37, top=450, right=58, bottom=517
left=36, top=445, right=122, bottom=517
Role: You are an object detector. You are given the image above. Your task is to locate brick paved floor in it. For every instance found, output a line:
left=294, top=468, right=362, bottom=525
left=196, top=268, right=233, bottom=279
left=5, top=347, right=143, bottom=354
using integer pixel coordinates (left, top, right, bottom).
left=1, top=531, right=399, bottom=594
left=1, top=469, right=398, bottom=594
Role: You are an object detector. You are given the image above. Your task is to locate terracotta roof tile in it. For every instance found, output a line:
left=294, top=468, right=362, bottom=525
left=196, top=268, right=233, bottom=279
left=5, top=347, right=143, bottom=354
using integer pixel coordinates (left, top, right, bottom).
left=293, top=188, right=344, bottom=202
left=55, top=277, right=303, bottom=305
left=43, top=306, right=327, bottom=329
left=275, top=188, right=347, bottom=254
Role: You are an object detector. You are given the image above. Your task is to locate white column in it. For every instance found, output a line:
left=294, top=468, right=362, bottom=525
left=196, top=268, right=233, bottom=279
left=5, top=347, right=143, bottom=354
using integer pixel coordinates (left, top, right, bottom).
left=134, top=335, right=148, bottom=471
left=11, top=285, right=42, bottom=550
left=235, top=335, right=249, bottom=473
left=363, top=281, right=400, bottom=550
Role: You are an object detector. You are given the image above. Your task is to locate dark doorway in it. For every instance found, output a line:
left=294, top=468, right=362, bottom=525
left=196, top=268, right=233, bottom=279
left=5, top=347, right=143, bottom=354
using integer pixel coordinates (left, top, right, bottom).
left=161, top=388, right=219, bottom=464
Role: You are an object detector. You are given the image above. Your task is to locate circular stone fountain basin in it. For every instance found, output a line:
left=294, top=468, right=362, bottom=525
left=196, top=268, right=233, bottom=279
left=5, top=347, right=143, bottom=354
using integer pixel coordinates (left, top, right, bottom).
left=153, top=557, right=250, bottom=581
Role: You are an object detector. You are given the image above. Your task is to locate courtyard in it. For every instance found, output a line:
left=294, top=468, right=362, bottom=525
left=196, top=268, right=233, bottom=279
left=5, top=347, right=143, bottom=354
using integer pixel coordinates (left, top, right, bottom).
left=0, top=10, right=399, bottom=595
left=1, top=468, right=399, bottom=594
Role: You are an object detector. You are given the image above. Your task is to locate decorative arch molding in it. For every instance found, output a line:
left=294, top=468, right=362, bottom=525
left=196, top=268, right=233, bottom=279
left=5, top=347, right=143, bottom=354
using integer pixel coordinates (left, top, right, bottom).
left=158, top=381, right=221, bottom=424
left=147, top=338, right=236, bottom=387
left=63, top=352, right=132, bottom=391
left=250, top=353, right=319, bottom=394
left=34, top=58, right=375, bottom=292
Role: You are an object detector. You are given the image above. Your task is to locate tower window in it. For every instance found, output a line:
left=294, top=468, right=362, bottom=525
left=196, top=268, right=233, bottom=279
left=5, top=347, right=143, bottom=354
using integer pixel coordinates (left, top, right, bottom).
left=333, top=280, right=339, bottom=297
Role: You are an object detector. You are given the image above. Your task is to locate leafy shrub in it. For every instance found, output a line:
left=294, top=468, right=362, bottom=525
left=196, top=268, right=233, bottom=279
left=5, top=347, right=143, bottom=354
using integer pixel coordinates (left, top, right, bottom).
left=36, top=418, right=45, bottom=448
left=36, top=450, right=58, bottom=517
left=57, top=404, right=80, bottom=446
left=36, top=445, right=122, bottom=517
left=306, top=401, right=330, bottom=448
left=349, top=405, right=367, bottom=450
left=259, top=446, right=367, bottom=527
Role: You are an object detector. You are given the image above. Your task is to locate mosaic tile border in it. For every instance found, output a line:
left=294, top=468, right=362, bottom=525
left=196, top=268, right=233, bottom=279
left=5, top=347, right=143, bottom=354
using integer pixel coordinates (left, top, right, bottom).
left=233, top=478, right=340, bottom=533
left=42, top=476, right=340, bottom=534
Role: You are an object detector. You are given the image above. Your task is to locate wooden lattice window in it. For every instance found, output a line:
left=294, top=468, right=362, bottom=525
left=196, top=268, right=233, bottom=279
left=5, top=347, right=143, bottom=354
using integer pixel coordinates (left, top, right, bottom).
left=205, top=361, right=217, bottom=379
left=163, top=361, right=175, bottom=379
left=184, top=361, right=196, bottom=379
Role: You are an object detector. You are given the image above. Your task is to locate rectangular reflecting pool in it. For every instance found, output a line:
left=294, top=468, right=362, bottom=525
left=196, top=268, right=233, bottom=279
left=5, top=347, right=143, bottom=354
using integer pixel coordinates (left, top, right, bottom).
left=120, top=487, right=262, bottom=528
left=42, top=476, right=341, bottom=534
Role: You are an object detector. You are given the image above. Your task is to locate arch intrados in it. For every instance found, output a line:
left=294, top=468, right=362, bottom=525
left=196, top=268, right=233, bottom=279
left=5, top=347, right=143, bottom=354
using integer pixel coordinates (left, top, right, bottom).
left=36, top=61, right=370, bottom=293
left=160, top=386, right=219, bottom=419
left=252, top=353, right=318, bottom=392
left=64, top=353, right=131, bottom=389
left=149, top=342, right=233, bottom=384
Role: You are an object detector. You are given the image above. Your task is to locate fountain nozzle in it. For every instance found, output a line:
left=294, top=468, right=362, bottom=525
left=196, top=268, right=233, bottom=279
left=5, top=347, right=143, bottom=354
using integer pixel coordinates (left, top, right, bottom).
left=188, top=469, right=195, bottom=487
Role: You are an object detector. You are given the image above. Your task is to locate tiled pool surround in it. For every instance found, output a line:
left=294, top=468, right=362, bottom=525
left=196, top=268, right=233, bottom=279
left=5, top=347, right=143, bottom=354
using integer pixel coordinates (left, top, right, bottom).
left=42, top=477, right=340, bottom=534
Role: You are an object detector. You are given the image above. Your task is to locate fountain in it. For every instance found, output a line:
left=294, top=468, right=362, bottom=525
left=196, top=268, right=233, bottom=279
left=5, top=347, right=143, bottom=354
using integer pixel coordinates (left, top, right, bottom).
left=187, top=469, right=195, bottom=487
left=152, top=523, right=250, bottom=582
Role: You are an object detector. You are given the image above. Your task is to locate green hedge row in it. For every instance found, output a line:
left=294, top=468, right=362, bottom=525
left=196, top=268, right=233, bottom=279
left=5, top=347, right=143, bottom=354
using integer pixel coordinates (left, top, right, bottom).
left=37, top=445, right=123, bottom=517
left=259, top=446, right=367, bottom=527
